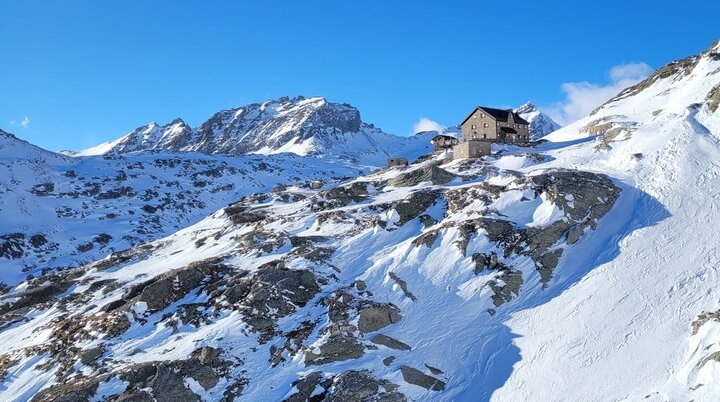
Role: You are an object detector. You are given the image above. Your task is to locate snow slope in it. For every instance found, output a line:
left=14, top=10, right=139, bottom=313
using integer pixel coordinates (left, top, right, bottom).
left=493, top=39, right=720, bottom=401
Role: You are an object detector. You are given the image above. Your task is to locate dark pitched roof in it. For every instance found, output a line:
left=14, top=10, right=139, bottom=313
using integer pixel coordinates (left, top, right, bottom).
left=460, top=106, right=530, bottom=126
left=500, top=127, right=518, bottom=134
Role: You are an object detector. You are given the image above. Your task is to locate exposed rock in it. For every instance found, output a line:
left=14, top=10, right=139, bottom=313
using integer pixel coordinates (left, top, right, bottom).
left=565, top=224, right=585, bottom=245
left=284, top=371, right=326, bottom=402
left=692, top=310, right=720, bottom=335
left=79, top=345, right=104, bottom=366
left=135, top=258, right=232, bottom=312
left=387, top=272, right=417, bottom=301
left=390, top=189, right=443, bottom=225
left=606, top=53, right=699, bottom=104
left=116, top=349, right=231, bottom=402
left=399, top=365, right=446, bottom=391
left=472, top=252, right=505, bottom=275
left=0, top=232, right=27, bottom=259
left=388, top=165, right=455, bottom=187
left=304, top=336, right=365, bottom=365
left=285, top=370, right=404, bottom=402
left=707, top=83, right=720, bottom=112
left=224, top=205, right=266, bottom=225
left=411, top=230, right=439, bottom=248
left=320, top=182, right=369, bottom=208
left=487, top=270, right=523, bottom=307
left=418, top=214, right=437, bottom=228
left=357, top=304, right=402, bottom=333
left=31, top=377, right=100, bottom=402
left=383, top=356, right=396, bottom=366
left=236, top=262, right=321, bottom=338
left=371, top=334, right=412, bottom=351
left=424, top=364, right=444, bottom=375
left=444, top=183, right=503, bottom=213
left=326, top=370, right=405, bottom=402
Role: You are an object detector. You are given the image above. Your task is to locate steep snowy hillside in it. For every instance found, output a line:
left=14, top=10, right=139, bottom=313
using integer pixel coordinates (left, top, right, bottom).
left=75, top=96, right=432, bottom=166
left=490, top=39, right=720, bottom=401
left=0, top=150, right=627, bottom=401
left=514, top=102, right=562, bottom=140
left=0, top=132, right=366, bottom=287
left=544, top=40, right=720, bottom=143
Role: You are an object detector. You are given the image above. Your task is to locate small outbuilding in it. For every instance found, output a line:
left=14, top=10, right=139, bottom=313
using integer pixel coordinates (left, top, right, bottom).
left=431, top=135, right=459, bottom=152
left=387, top=157, right=409, bottom=168
left=453, top=141, right=491, bottom=160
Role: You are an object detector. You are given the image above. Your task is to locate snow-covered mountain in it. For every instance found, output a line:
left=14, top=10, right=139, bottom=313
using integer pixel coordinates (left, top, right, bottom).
left=544, top=40, right=720, bottom=143
left=2, top=39, right=720, bottom=402
left=0, top=132, right=369, bottom=287
left=514, top=101, right=562, bottom=139
left=73, top=96, right=433, bottom=167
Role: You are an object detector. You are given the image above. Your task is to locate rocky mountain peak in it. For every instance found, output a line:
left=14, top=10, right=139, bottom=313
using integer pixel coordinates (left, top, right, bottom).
left=514, top=101, right=538, bottom=114
left=513, top=101, right=562, bottom=140
left=73, top=96, right=407, bottom=162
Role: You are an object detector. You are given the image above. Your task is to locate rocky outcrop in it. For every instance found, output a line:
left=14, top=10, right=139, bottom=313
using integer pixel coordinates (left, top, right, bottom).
left=388, top=165, right=455, bottom=187
left=285, top=370, right=405, bottom=402
left=389, top=189, right=443, bottom=226
left=400, top=365, right=446, bottom=391
left=357, top=304, right=403, bottom=333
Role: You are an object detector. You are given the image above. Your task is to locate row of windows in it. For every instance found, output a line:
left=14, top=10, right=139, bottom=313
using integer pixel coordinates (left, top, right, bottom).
left=470, top=123, right=490, bottom=129
left=471, top=131, right=530, bottom=142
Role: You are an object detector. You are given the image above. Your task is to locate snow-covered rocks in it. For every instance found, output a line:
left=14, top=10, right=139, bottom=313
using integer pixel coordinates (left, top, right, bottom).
left=0, top=145, right=623, bottom=400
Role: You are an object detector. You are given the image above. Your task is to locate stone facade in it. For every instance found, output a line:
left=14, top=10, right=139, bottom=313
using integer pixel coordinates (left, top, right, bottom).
left=460, top=106, right=530, bottom=143
left=387, top=157, right=409, bottom=168
left=453, top=141, right=491, bottom=160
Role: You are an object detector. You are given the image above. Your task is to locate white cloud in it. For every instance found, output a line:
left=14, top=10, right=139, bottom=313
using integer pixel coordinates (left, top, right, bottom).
left=10, top=116, right=30, bottom=129
left=545, top=62, right=652, bottom=125
left=412, top=117, right=444, bottom=134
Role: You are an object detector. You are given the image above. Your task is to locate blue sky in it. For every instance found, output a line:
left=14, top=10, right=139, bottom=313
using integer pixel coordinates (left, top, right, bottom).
left=2, top=0, right=719, bottom=151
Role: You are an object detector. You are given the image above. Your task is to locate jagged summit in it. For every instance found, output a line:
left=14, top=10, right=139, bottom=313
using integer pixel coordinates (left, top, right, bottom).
left=513, top=101, right=562, bottom=140
left=73, top=96, right=430, bottom=166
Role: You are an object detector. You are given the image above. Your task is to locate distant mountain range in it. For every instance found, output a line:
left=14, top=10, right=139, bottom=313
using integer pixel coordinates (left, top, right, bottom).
left=64, top=96, right=561, bottom=163
left=65, top=96, right=435, bottom=167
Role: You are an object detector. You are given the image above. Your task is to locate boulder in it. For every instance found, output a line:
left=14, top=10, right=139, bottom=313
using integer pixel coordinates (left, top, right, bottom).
left=371, top=334, right=412, bottom=351
left=304, top=336, right=365, bottom=365
left=388, top=165, right=455, bottom=187
left=399, top=365, right=445, bottom=391
left=357, top=304, right=402, bottom=333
